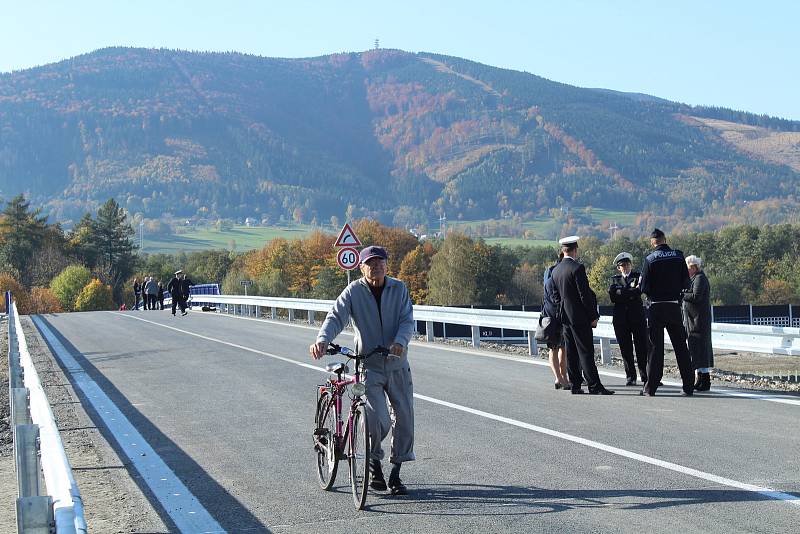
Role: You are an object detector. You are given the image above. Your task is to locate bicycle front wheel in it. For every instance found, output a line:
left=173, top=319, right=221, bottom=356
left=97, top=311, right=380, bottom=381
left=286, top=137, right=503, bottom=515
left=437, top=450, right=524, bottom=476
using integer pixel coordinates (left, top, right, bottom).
left=314, top=392, right=339, bottom=490
left=348, top=402, right=371, bottom=509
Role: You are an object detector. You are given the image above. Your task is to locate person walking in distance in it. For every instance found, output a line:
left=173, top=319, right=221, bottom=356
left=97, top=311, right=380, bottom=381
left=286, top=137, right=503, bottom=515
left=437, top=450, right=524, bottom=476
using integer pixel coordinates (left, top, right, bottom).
left=178, top=271, right=194, bottom=315
left=639, top=228, right=695, bottom=396
left=549, top=236, right=614, bottom=395
left=608, top=252, right=649, bottom=386
left=168, top=271, right=185, bottom=316
left=683, top=255, right=713, bottom=392
left=310, top=245, right=416, bottom=496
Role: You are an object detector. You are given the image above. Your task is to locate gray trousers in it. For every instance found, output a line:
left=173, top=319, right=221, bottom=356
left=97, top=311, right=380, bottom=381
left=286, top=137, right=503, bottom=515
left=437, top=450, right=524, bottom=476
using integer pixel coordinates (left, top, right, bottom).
left=364, top=365, right=415, bottom=464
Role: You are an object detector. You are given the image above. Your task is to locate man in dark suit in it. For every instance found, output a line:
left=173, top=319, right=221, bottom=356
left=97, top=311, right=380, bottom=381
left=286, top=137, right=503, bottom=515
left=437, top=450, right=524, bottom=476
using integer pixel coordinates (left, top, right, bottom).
left=639, top=228, right=695, bottom=396
left=550, top=236, right=614, bottom=395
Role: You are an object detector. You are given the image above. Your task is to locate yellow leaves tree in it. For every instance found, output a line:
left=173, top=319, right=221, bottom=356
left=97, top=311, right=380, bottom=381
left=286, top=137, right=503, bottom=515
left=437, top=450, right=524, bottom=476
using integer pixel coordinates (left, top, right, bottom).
left=74, top=279, right=114, bottom=312
left=587, top=255, right=614, bottom=306
left=352, top=219, right=419, bottom=276
left=398, top=244, right=432, bottom=304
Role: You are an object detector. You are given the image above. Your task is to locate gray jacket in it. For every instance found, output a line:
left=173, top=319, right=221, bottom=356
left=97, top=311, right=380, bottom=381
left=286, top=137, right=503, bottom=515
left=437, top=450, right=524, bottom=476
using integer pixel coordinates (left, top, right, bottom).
left=316, top=276, right=415, bottom=372
left=144, top=280, right=159, bottom=295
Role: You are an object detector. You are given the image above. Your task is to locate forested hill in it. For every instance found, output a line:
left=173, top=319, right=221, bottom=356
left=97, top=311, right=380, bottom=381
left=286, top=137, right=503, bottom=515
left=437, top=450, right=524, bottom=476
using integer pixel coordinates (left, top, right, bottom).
left=2, top=47, right=800, bottom=228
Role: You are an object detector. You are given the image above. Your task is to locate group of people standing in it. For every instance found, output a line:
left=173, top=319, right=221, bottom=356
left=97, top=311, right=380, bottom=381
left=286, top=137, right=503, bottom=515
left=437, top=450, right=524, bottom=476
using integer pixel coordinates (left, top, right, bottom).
left=541, top=228, right=713, bottom=397
left=132, top=276, right=165, bottom=310
left=132, top=270, right=195, bottom=317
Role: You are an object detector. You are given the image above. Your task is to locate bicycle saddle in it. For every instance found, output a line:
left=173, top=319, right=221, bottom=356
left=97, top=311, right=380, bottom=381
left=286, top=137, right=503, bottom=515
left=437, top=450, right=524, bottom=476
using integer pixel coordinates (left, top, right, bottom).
left=326, top=362, right=349, bottom=375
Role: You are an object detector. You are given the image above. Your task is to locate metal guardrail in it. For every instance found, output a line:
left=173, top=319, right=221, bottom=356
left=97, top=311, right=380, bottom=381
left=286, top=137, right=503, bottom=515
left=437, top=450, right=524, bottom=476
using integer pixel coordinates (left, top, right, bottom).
left=199, top=294, right=800, bottom=363
left=6, top=291, right=87, bottom=533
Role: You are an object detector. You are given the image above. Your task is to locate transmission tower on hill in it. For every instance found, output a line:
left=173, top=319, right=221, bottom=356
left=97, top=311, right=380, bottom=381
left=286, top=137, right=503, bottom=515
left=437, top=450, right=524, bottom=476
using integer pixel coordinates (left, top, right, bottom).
left=609, top=222, right=619, bottom=240
left=374, top=38, right=380, bottom=50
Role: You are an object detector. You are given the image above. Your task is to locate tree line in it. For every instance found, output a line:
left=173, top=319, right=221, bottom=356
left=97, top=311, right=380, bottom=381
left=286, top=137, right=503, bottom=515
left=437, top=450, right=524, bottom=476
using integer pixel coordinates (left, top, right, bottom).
left=2, top=194, right=800, bottom=313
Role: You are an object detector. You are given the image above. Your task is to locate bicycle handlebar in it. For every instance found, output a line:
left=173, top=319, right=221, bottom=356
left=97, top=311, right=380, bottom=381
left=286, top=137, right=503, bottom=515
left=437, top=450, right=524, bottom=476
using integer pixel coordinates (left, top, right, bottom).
left=326, top=343, right=390, bottom=360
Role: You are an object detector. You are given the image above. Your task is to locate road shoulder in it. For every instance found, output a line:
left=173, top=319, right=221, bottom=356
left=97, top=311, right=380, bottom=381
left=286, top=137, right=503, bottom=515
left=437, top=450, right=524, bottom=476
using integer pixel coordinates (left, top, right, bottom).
left=20, top=316, right=169, bottom=533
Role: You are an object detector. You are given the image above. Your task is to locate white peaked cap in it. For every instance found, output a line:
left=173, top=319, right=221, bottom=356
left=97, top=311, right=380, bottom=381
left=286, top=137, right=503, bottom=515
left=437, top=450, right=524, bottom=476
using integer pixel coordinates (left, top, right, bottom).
left=613, top=252, right=633, bottom=265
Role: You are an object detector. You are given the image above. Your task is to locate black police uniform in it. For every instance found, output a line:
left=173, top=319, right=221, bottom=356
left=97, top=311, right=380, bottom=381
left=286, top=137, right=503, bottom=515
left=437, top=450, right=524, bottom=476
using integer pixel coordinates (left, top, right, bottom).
left=167, top=276, right=184, bottom=315
left=608, top=271, right=648, bottom=385
left=550, top=257, right=610, bottom=394
left=639, top=244, right=694, bottom=395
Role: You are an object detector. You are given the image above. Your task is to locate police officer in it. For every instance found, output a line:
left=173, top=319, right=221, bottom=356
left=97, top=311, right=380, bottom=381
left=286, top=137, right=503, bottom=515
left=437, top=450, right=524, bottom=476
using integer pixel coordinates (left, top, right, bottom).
left=550, top=236, right=614, bottom=395
left=608, top=252, right=648, bottom=386
left=639, top=229, right=695, bottom=396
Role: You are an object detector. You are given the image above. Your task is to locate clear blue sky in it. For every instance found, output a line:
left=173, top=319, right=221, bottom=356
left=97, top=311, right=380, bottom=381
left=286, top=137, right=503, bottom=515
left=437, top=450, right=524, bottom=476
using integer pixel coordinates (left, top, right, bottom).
left=2, top=0, right=798, bottom=119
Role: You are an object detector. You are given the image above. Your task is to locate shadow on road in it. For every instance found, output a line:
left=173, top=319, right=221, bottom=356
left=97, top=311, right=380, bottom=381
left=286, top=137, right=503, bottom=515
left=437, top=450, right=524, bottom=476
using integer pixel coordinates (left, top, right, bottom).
left=366, top=483, right=798, bottom=515
left=36, top=316, right=272, bottom=534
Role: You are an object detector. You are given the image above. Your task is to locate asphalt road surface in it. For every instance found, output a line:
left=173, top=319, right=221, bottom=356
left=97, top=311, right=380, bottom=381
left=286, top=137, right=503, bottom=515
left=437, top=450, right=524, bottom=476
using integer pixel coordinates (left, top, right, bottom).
left=32, top=310, right=800, bottom=533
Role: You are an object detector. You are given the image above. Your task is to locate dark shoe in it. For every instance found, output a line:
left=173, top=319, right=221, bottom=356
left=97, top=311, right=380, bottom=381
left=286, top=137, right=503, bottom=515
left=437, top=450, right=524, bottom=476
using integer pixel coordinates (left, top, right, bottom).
left=388, top=476, right=408, bottom=496
left=696, top=373, right=711, bottom=392
left=370, top=461, right=387, bottom=491
left=681, top=390, right=694, bottom=397
left=571, top=388, right=585, bottom=395
left=181, top=311, right=188, bottom=316
left=626, top=378, right=636, bottom=386
left=590, top=387, right=615, bottom=395
left=693, top=373, right=702, bottom=390
left=554, top=382, right=562, bottom=390
left=639, top=389, right=655, bottom=397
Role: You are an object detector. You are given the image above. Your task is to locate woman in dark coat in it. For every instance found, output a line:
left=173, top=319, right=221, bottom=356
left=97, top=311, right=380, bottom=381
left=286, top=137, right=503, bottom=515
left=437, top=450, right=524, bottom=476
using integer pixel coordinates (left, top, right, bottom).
left=683, top=255, right=713, bottom=391
left=542, top=251, right=569, bottom=389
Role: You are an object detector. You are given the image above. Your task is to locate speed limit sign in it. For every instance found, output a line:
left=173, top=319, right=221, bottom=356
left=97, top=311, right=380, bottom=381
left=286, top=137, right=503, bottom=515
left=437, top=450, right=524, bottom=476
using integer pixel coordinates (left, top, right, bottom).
left=336, top=247, right=360, bottom=270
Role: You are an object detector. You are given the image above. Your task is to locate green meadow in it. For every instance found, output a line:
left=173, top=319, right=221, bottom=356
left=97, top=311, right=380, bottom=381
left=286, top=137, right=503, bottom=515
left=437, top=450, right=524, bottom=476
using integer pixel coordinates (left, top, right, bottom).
left=142, top=225, right=317, bottom=253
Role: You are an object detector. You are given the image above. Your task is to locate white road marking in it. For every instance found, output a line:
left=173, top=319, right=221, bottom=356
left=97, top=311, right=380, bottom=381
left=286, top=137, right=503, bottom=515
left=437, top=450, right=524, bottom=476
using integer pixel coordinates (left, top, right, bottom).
left=112, top=312, right=800, bottom=507
left=32, top=316, right=225, bottom=533
left=201, top=311, right=800, bottom=407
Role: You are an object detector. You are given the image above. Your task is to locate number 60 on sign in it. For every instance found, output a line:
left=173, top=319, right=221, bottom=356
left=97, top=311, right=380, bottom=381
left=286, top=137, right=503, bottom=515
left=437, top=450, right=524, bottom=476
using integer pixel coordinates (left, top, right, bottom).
left=336, top=247, right=360, bottom=270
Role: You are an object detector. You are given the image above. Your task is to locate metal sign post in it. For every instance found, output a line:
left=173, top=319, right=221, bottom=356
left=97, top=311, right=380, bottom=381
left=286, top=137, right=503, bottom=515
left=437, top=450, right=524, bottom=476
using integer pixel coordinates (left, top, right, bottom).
left=239, top=280, right=253, bottom=296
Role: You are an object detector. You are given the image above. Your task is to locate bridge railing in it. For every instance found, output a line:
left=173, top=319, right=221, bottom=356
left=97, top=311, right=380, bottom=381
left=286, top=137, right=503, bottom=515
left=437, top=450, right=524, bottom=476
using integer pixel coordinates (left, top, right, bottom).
left=198, top=294, right=800, bottom=362
left=6, top=291, right=87, bottom=533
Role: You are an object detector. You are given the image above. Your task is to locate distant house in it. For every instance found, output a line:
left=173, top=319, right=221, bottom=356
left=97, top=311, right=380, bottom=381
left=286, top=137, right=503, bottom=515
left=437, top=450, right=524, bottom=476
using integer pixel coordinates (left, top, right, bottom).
left=245, top=217, right=258, bottom=227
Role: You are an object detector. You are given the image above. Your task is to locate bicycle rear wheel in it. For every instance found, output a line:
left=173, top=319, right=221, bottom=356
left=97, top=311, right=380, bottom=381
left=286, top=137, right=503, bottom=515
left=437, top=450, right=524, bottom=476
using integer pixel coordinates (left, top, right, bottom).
left=348, top=402, right=371, bottom=509
left=314, top=392, right=339, bottom=490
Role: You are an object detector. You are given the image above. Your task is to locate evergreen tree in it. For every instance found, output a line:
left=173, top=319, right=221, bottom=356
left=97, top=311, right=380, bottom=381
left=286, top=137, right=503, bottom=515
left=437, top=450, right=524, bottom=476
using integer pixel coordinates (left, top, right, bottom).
left=92, top=199, right=136, bottom=299
left=0, top=194, right=48, bottom=287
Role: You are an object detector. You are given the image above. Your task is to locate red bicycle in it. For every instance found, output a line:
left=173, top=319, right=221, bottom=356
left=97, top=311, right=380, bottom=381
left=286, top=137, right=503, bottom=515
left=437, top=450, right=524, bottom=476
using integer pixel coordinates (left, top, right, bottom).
left=313, top=344, right=388, bottom=509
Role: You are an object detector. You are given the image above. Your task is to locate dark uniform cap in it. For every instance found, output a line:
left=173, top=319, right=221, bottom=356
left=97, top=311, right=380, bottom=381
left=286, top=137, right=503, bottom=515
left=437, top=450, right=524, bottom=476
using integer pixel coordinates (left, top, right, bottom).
left=650, top=228, right=665, bottom=239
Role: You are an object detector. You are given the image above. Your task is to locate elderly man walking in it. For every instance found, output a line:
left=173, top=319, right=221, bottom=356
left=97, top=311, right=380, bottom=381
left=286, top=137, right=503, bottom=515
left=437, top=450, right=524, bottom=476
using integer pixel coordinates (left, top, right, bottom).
left=310, top=245, right=416, bottom=495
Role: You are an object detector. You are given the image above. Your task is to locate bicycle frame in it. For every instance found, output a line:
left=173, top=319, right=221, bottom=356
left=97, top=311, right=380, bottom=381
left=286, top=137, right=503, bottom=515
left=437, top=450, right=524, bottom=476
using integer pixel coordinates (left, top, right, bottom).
left=317, top=360, right=365, bottom=459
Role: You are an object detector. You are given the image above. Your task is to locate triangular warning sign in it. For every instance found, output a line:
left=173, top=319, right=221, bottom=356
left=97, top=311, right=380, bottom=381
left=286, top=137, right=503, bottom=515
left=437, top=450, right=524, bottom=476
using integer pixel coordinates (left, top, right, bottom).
left=335, top=223, right=362, bottom=247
